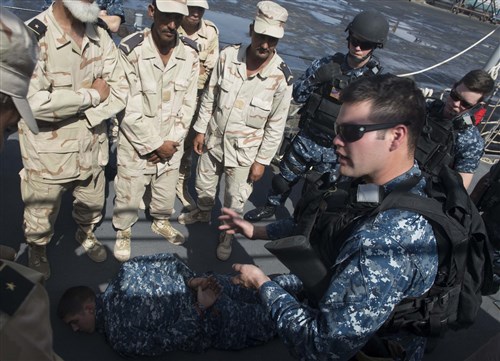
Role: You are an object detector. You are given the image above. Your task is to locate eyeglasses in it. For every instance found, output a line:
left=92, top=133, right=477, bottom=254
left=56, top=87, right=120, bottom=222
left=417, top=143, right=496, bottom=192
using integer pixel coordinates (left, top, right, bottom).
left=449, top=88, right=475, bottom=109
left=335, top=122, right=408, bottom=143
left=349, top=36, right=376, bottom=51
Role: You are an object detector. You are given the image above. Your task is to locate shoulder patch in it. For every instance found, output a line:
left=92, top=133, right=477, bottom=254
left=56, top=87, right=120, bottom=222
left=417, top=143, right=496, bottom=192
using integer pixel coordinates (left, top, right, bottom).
left=119, top=32, right=144, bottom=55
left=204, top=19, right=219, bottom=34
left=279, top=62, right=293, bottom=85
left=180, top=36, right=199, bottom=52
left=0, top=264, right=35, bottom=316
left=26, top=18, right=47, bottom=40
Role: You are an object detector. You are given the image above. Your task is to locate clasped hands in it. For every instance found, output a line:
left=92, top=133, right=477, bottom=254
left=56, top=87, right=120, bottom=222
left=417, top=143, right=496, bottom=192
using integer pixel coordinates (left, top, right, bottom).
left=147, top=140, right=180, bottom=164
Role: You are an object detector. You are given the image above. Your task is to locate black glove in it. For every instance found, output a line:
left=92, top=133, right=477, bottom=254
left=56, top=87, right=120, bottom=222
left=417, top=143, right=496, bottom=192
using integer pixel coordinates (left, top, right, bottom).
left=313, top=61, right=341, bottom=84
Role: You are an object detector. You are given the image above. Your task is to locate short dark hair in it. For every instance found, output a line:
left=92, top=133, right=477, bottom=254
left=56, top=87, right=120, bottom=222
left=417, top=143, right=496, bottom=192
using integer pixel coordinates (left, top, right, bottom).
left=339, top=74, right=426, bottom=152
left=456, top=69, right=495, bottom=101
left=57, top=286, right=96, bottom=319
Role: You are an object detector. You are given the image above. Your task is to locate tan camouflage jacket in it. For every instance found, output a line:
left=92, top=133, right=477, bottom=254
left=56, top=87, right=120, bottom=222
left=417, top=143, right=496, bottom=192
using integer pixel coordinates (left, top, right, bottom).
left=193, top=44, right=293, bottom=167
left=178, top=19, right=219, bottom=91
left=117, top=29, right=199, bottom=176
left=19, top=7, right=127, bottom=184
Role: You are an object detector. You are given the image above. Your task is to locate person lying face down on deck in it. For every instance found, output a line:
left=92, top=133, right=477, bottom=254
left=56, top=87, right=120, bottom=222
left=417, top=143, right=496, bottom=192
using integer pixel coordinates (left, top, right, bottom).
left=57, top=253, right=301, bottom=357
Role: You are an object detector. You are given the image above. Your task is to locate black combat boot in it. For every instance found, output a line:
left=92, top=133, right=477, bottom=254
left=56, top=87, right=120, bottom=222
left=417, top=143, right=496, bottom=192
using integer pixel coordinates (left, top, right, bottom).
left=244, top=205, right=277, bottom=222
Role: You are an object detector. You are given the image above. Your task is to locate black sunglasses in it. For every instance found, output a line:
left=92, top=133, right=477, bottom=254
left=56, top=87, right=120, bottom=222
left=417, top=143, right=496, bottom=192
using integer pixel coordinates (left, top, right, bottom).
left=449, top=88, right=475, bottom=109
left=335, top=122, right=407, bottom=143
left=349, top=36, right=376, bottom=51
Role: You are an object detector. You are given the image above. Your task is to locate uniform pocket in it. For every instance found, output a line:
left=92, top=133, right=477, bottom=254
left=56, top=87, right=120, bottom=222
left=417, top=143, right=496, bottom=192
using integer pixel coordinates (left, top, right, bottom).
left=142, top=89, right=158, bottom=117
left=38, top=138, right=80, bottom=180
left=172, top=80, right=189, bottom=116
left=216, top=78, right=233, bottom=107
left=247, top=97, right=271, bottom=129
left=141, top=77, right=159, bottom=117
left=97, top=131, right=109, bottom=167
left=235, top=137, right=260, bottom=167
left=48, top=72, right=73, bottom=89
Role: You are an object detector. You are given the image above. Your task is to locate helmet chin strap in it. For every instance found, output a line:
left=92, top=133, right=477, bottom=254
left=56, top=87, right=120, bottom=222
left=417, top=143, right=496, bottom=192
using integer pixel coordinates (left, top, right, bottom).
left=348, top=49, right=373, bottom=64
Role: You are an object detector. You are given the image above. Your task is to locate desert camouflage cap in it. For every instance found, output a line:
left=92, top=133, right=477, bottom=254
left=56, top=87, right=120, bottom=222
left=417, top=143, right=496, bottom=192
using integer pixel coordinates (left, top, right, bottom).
left=254, top=1, right=288, bottom=39
left=187, top=0, right=209, bottom=9
left=0, top=8, right=38, bottom=134
left=155, top=0, right=189, bottom=16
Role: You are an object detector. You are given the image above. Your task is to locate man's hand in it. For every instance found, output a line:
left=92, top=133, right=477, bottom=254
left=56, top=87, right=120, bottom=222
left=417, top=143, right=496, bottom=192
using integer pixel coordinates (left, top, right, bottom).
left=188, top=276, right=221, bottom=309
left=91, top=78, right=110, bottom=102
left=219, top=207, right=255, bottom=239
left=248, top=161, right=265, bottom=183
left=231, top=264, right=270, bottom=289
left=193, top=133, right=205, bottom=155
left=148, top=141, right=179, bottom=164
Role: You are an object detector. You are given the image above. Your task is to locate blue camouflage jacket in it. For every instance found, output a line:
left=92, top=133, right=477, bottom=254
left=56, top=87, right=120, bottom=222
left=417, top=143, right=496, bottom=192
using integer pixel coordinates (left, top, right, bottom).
left=94, top=254, right=278, bottom=357
left=264, top=164, right=438, bottom=360
left=453, top=125, right=484, bottom=173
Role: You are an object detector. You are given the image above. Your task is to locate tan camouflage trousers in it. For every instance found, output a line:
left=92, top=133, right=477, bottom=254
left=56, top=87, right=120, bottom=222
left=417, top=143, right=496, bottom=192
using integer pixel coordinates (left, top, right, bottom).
left=112, top=168, right=179, bottom=230
left=195, top=151, right=253, bottom=215
left=20, top=171, right=105, bottom=245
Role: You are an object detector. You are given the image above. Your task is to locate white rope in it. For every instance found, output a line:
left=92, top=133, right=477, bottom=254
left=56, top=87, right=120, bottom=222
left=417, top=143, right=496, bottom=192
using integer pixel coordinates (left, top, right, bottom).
left=488, top=62, right=500, bottom=80
left=397, top=28, right=498, bottom=77
left=3, top=5, right=40, bottom=13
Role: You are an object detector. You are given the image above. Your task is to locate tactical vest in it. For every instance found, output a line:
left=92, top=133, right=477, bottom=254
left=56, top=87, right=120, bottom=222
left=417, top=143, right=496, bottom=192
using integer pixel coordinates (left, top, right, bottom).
left=293, top=174, right=383, bottom=268
left=301, top=53, right=382, bottom=136
left=416, top=99, right=477, bottom=177
left=288, top=167, right=496, bottom=337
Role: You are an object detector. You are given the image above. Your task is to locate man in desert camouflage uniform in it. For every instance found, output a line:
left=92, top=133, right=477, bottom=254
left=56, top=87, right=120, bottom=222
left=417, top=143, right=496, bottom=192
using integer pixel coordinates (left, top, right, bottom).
left=0, top=9, right=61, bottom=361
left=19, top=0, right=127, bottom=279
left=178, top=1, right=293, bottom=261
left=112, top=0, right=199, bottom=262
left=43, top=0, right=125, bottom=33
left=176, top=0, right=219, bottom=211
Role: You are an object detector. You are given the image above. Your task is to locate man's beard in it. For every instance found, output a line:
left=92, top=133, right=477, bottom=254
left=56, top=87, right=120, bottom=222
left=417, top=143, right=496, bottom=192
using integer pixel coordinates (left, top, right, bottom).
left=62, top=0, right=100, bottom=23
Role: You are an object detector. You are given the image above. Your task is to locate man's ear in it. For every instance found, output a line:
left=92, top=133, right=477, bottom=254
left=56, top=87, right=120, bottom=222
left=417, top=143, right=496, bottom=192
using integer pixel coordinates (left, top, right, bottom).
left=389, top=124, right=408, bottom=152
left=148, top=4, right=155, bottom=19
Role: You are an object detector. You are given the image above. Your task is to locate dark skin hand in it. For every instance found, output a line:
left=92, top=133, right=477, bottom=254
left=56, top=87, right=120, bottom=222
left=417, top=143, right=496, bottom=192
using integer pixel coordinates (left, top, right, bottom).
left=248, top=161, right=265, bottom=183
left=193, top=132, right=205, bottom=155
left=147, top=140, right=180, bottom=163
left=91, top=78, right=110, bottom=102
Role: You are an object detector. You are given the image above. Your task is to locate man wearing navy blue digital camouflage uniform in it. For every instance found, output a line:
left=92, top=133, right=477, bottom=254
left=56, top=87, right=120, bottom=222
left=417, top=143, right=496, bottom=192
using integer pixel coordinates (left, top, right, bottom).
left=58, top=253, right=289, bottom=356
left=421, top=69, right=494, bottom=189
left=244, top=9, right=389, bottom=222
left=222, top=74, right=438, bottom=360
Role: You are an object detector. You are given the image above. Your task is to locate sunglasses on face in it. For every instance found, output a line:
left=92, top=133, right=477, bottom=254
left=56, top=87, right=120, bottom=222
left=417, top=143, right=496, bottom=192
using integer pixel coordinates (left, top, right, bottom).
left=335, top=122, right=407, bottom=143
left=349, top=36, right=376, bottom=51
left=449, top=88, right=475, bottom=109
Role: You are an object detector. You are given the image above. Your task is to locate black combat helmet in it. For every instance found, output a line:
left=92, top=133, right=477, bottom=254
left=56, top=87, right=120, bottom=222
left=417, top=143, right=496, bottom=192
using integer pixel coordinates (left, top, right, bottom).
left=345, top=10, right=389, bottom=48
